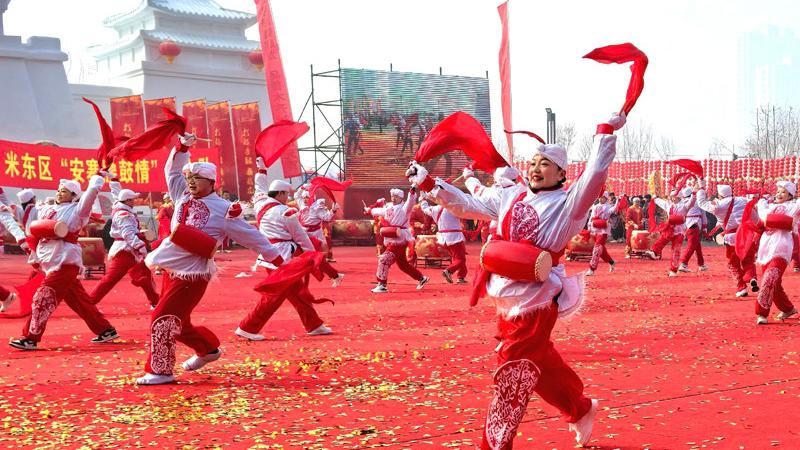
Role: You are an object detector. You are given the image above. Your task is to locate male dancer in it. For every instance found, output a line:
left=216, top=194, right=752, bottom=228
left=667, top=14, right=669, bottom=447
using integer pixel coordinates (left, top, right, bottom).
left=586, top=192, right=618, bottom=275
left=406, top=112, right=627, bottom=448
left=236, top=157, right=334, bottom=341
left=647, top=187, right=695, bottom=277
left=10, top=176, right=119, bottom=350
left=421, top=195, right=467, bottom=283
left=679, top=180, right=708, bottom=272
left=138, top=134, right=283, bottom=385
left=365, top=188, right=429, bottom=293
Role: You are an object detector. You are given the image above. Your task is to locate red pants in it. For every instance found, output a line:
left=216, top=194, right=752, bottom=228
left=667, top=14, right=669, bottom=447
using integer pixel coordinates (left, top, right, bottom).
left=376, top=243, right=424, bottom=283
left=589, top=233, right=613, bottom=271
left=145, top=275, right=219, bottom=376
left=0, top=284, right=10, bottom=300
left=756, top=258, right=795, bottom=317
left=652, top=233, right=684, bottom=272
left=792, top=233, right=800, bottom=269
left=90, top=250, right=159, bottom=307
left=482, top=305, right=591, bottom=450
left=23, top=265, right=112, bottom=343
left=326, top=236, right=334, bottom=259
left=239, top=280, right=324, bottom=334
left=445, top=241, right=467, bottom=279
left=680, top=226, right=705, bottom=266
left=725, top=244, right=757, bottom=291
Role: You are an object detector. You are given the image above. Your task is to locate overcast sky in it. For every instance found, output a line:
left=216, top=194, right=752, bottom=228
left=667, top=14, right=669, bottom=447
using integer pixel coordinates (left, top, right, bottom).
left=6, top=0, right=800, bottom=160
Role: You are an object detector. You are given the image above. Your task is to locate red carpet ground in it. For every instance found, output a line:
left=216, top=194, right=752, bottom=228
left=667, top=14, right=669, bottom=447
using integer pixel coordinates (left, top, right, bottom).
left=0, top=243, right=798, bottom=449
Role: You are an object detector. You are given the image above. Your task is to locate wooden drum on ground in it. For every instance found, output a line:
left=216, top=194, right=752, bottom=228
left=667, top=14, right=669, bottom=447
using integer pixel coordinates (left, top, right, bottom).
left=79, top=237, right=107, bottom=267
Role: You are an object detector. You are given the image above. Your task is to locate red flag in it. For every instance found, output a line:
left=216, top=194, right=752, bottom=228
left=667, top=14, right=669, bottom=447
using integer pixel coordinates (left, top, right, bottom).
left=668, top=159, right=704, bottom=177
left=308, top=176, right=353, bottom=200
left=106, top=108, right=186, bottom=165
left=254, top=120, right=310, bottom=168
left=207, top=101, right=238, bottom=194
left=82, top=97, right=116, bottom=167
left=583, top=43, right=649, bottom=115
left=497, top=1, right=513, bottom=160
left=181, top=99, right=210, bottom=149
left=415, top=112, right=507, bottom=172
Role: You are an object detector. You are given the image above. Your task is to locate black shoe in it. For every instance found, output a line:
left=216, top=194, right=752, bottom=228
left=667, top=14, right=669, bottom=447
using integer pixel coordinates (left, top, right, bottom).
left=750, top=278, right=759, bottom=293
left=91, top=328, right=119, bottom=343
left=456, top=278, right=469, bottom=284
left=9, top=338, right=37, bottom=350
left=442, top=270, right=453, bottom=284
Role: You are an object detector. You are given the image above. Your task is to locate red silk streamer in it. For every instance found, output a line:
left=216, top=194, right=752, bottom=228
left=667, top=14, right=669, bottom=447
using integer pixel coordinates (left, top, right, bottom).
left=415, top=112, right=507, bottom=172
left=505, top=129, right=545, bottom=144
left=497, top=1, right=513, bottom=160
left=106, top=108, right=186, bottom=165
left=735, top=197, right=761, bottom=260
left=668, top=159, right=704, bottom=177
left=647, top=198, right=657, bottom=232
left=308, top=176, right=353, bottom=200
left=254, top=252, right=333, bottom=304
left=583, top=43, right=649, bottom=115
left=254, top=120, right=310, bottom=168
left=83, top=97, right=116, bottom=168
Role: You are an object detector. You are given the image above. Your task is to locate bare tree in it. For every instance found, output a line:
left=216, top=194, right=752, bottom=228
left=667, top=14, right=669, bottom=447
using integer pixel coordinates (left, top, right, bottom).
left=573, top=133, right=593, bottom=162
left=556, top=122, right=577, bottom=153
left=617, top=122, right=654, bottom=161
left=654, top=136, right=675, bottom=160
left=744, top=105, right=800, bottom=158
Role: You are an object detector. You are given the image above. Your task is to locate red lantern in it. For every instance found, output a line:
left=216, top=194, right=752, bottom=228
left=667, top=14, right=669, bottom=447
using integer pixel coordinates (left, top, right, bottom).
left=159, top=40, right=181, bottom=64
left=248, top=49, right=264, bottom=70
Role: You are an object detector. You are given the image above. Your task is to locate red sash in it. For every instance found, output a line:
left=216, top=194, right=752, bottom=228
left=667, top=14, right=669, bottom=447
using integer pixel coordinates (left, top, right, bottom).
left=22, top=204, right=34, bottom=228
left=255, top=201, right=282, bottom=228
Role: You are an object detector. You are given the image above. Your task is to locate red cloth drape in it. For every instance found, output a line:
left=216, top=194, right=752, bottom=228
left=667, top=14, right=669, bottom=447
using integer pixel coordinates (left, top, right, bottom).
left=254, top=120, right=309, bottom=168
left=735, top=197, right=761, bottom=260
left=83, top=97, right=117, bottom=168
left=583, top=43, right=649, bottom=115
left=106, top=108, right=186, bottom=165
left=308, top=176, right=353, bottom=201
left=415, top=112, right=507, bottom=172
left=0, top=272, right=43, bottom=319
left=254, top=252, right=333, bottom=305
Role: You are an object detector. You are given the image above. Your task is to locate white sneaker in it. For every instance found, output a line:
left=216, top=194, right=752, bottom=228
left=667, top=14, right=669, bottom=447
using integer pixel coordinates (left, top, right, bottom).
left=624, top=254, right=631, bottom=259
left=608, top=262, right=615, bottom=273
left=416, top=276, right=430, bottom=290
left=756, top=315, right=768, bottom=325
left=182, top=349, right=222, bottom=371
left=569, top=399, right=599, bottom=446
left=776, top=307, right=798, bottom=320
left=136, top=373, right=175, bottom=385
left=735, top=289, right=748, bottom=298
left=371, top=284, right=388, bottom=293
left=644, top=250, right=658, bottom=260
left=0, top=292, right=17, bottom=312
left=307, top=324, right=333, bottom=336
left=235, top=327, right=265, bottom=341
left=698, top=265, right=709, bottom=272
left=585, top=269, right=595, bottom=276
left=331, top=273, right=345, bottom=288
left=668, top=271, right=678, bottom=277
left=678, top=264, right=692, bottom=273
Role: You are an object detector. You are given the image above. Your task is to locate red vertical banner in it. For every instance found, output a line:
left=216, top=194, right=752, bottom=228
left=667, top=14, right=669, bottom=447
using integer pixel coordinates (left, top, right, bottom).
left=110, top=95, right=145, bottom=139
left=144, top=97, right=177, bottom=127
left=182, top=99, right=210, bottom=149
left=207, top=101, right=238, bottom=197
left=255, top=0, right=302, bottom=178
left=497, top=1, right=513, bottom=161
left=230, top=102, right=261, bottom=199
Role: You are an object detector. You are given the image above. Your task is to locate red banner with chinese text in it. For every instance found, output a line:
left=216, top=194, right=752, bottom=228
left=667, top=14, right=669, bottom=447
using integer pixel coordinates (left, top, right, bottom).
left=0, top=139, right=219, bottom=192
left=255, top=0, right=302, bottom=178
left=230, top=102, right=261, bottom=199
left=110, top=95, right=145, bottom=139
left=207, top=101, right=238, bottom=197
left=144, top=97, right=177, bottom=127
left=181, top=99, right=210, bottom=149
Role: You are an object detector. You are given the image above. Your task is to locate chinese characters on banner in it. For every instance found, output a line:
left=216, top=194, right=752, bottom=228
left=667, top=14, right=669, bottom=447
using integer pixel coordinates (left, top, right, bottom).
left=230, top=102, right=261, bottom=199
left=110, top=95, right=145, bottom=139
left=207, top=101, right=238, bottom=196
left=181, top=99, right=210, bottom=149
left=144, top=97, right=177, bottom=127
left=255, top=0, right=302, bottom=178
left=0, top=139, right=219, bottom=192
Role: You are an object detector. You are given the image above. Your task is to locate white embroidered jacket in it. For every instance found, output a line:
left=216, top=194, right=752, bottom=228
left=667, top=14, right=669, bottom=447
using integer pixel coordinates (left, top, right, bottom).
left=145, top=149, right=280, bottom=279
left=369, top=191, right=417, bottom=245
left=696, top=190, right=752, bottom=246
left=300, top=201, right=335, bottom=241
left=430, top=133, right=617, bottom=318
left=108, top=181, right=147, bottom=261
left=755, top=199, right=800, bottom=265
left=588, top=199, right=619, bottom=235
left=653, top=195, right=695, bottom=235
left=253, top=172, right=314, bottom=263
left=420, top=201, right=464, bottom=246
left=29, top=175, right=104, bottom=274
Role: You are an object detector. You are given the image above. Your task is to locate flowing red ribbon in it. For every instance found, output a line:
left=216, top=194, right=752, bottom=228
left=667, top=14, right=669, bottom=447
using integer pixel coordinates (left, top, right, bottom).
left=254, top=120, right=310, bottom=168
left=415, top=112, right=507, bottom=172
left=583, top=43, right=649, bottom=116
left=106, top=107, right=186, bottom=166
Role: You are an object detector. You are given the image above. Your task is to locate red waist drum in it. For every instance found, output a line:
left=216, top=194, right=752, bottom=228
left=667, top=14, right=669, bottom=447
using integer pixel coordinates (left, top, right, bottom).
left=668, top=214, right=685, bottom=226
left=380, top=226, right=405, bottom=238
left=29, top=219, right=68, bottom=240
left=765, top=213, right=793, bottom=231
left=170, top=223, right=217, bottom=259
left=479, top=240, right=553, bottom=283
left=591, top=218, right=608, bottom=229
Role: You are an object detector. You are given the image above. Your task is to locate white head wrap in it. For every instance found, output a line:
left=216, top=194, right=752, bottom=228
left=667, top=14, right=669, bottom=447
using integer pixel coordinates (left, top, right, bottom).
left=680, top=187, right=693, bottom=198
left=390, top=188, right=404, bottom=199
left=17, top=189, right=35, bottom=204
left=777, top=180, right=797, bottom=197
left=182, top=162, right=217, bottom=181
left=493, top=166, right=520, bottom=187
left=118, top=189, right=141, bottom=202
left=59, top=179, right=82, bottom=199
left=535, top=143, right=568, bottom=170
left=268, top=179, right=292, bottom=192
left=716, top=184, right=732, bottom=198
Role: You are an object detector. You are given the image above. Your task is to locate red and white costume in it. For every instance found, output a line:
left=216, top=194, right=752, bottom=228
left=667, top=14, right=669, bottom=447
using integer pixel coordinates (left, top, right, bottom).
left=300, top=198, right=335, bottom=243
left=0, top=200, right=26, bottom=311
left=89, top=181, right=159, bottom=307
left=651, top=189, right=695, bottom=274
left=465, top=166, right=519, bottom=239
left=680, top=189, right=708, bottom=269
left=587, top=194, right=619, bottom=272
left=143, top=148, right=280, bottom=379
left=238, top=176, right=330, bottom=335
left=20, top=176, right=116, bottom=344
left=414, top=125, right=619, bottom=449
left=697, top=185, right=757, bottom=295
left=14, top=188, right=39, bottom=235
left=421, top=199, right=467, bottom=281
left=368, top=189, right=426, bottom=288
left=754, top=191, right=798, bottom=319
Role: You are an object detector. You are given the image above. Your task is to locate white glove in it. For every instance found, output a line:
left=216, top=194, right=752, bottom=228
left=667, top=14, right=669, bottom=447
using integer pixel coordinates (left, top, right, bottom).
left=405, top=161, right=429, bottom=187
left=363, top=206, right=371, bottom=214
left=18, top=240, right=30, bottom=254
left=608, top=112, right=626, bottom=130
left=180, top=133, right=197, bottom=147
left=256, top=157, right=267, bottom=171
left=462, top=167, right=475, bottom=179
left=88, top=174, right=105, bottom=189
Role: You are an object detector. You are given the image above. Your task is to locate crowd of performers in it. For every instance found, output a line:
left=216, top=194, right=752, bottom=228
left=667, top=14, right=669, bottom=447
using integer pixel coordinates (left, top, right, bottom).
left=0, top=116, right=798, bottom=447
